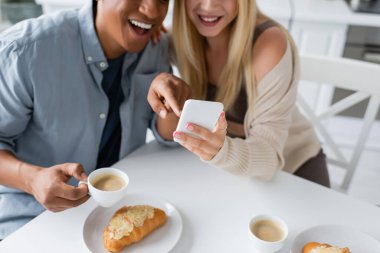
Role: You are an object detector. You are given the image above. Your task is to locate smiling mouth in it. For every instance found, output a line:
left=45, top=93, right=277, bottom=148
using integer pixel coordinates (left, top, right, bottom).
left=199, top=15, right=222, bottom=25
left=129, top=19, right=153, bottom=35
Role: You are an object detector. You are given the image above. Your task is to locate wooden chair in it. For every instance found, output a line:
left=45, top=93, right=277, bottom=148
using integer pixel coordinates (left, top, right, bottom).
left=298, top=55, right=380, bottom=192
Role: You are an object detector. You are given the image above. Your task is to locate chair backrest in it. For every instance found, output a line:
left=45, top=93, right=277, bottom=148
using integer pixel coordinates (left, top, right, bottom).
left=298, top=55, right=380, bottom=192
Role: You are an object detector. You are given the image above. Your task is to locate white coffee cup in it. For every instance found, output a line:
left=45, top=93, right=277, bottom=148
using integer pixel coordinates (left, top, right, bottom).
left=248, top=214, right=288, bottom=253
left=85, top=167, right=129, bottom=207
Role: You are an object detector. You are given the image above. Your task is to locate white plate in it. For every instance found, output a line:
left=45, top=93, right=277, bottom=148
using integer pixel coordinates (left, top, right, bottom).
left=291, top=225, right=380, bottom=253
left=83, top=193, right=182, bottom=253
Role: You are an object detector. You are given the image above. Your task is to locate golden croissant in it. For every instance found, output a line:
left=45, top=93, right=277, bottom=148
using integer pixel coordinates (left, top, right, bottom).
left=103, top=205, right=167, bottom=252
left=303, top=242, right=350, bottom=253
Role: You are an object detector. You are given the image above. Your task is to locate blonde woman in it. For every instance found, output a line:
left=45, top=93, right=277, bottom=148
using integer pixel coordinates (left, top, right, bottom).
left=148, top=0, right=330, bottom=187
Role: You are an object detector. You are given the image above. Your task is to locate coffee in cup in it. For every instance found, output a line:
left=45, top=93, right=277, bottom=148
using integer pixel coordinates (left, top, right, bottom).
left=87, top=167, right=129, bottom=207
left=92, top=173, right=125, bottom=191
left=250, top=219, right=285, bottom=242
left=248, top=214, right=288, bottom=253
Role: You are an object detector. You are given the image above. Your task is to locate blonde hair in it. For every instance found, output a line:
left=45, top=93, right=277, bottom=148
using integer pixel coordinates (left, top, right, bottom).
left=173, top=0, right=296, bottom=111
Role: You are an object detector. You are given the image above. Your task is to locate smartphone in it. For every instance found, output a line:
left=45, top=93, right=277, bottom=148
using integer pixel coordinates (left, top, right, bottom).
left=175, top=99, right=224, bottom=140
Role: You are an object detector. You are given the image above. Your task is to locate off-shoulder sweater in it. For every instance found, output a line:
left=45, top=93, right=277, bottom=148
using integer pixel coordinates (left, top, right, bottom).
left=204, top=42, right=321, bottom=181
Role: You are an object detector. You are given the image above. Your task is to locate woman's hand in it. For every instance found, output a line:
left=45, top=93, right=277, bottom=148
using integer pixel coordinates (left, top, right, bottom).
left=148, top=72, right=192, bottom=118
left=151, top=25, right=168, bottom=45
left=173, top=112, right=228, bottom=161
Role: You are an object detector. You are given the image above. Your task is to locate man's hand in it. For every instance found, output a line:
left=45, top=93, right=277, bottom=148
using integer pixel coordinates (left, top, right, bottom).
left=148, top=72, right=192, bottom=118
left=29, top=163, right=89, bottom=212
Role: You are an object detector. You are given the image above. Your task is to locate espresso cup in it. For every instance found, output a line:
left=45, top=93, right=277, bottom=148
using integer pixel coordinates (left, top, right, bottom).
left=86, top=167, right=129, bottom=207
left=248, top=214, right=288, bottom=253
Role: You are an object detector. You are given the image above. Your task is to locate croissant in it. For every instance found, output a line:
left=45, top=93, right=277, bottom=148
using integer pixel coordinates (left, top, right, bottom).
left=303, top=242, right=350, bottom=253
left=103, top=205, right=167, bottom=252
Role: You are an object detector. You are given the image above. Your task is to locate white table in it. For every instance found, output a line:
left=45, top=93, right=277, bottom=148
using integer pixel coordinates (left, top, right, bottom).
left=1, top=141, right=380, bottom=252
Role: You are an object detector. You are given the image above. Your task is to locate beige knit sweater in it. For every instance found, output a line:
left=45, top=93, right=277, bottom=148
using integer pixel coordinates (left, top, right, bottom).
left=204, top=42, right=321, bottom=181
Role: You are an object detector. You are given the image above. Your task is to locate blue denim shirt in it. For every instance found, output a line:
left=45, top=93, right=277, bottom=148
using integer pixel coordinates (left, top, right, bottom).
left=0, top=3, right=172, bottom=239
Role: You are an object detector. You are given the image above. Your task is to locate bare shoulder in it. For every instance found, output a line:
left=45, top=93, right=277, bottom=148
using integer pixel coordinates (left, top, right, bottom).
left=252, top=26, right=288, bottom=84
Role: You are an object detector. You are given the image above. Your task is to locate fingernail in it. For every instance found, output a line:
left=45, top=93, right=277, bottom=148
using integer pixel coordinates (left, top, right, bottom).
left=173, top=132, right=181, bottom=139
left=159, top=109, right=167, bottom=118
left=186, top=123, right=194, bottom=131
left=78, top=181, right=88, bottom=186
left=221, top=111, right=225, bottom=118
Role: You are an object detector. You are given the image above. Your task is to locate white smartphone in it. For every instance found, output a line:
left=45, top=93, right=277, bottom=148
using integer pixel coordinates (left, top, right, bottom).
left=175, top=99, right=224, bottom=140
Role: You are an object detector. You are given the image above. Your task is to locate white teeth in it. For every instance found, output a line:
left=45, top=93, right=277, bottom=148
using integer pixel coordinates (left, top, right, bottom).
left=200, top=16, right=219, bottom=22
left=130, top=20, right=152, bottom=30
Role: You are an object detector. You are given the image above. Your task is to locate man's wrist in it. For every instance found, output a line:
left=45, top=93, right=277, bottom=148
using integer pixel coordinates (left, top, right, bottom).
left=18, top=162, right=42, bottom=195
